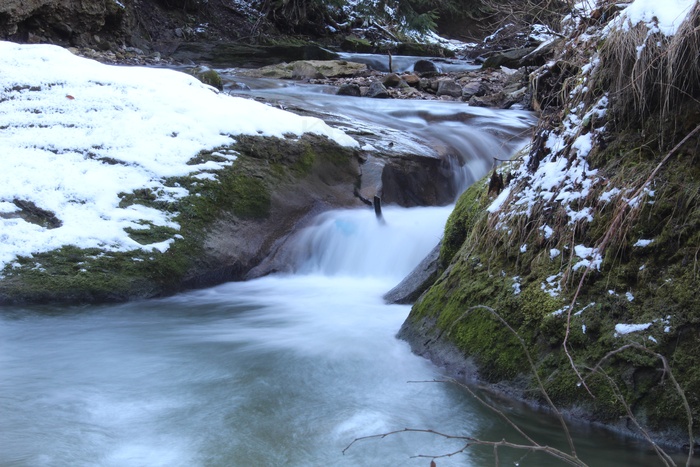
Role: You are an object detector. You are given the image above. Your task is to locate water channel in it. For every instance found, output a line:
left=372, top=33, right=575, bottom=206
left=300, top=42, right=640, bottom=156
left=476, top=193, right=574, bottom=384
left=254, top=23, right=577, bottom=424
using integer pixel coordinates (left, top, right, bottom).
left=0, top=59, right=682, bottom=466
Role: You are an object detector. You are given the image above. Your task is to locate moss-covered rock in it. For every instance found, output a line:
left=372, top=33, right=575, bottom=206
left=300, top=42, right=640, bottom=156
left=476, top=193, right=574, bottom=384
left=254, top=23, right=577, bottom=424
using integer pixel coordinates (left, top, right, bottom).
left=0, top=134, right=360, bottom=304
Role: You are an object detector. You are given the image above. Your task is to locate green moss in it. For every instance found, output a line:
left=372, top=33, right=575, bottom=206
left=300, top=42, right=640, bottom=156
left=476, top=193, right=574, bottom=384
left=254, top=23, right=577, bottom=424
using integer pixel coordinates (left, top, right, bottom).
left=0, top=246, right=157, bottom=303
left=440, top=180, right=489, bottom=267
left=186, top=68, right=224, bottom=91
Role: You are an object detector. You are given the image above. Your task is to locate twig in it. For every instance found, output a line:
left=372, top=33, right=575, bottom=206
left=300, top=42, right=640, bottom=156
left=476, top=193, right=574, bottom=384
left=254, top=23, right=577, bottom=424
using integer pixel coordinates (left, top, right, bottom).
left=342, top=427, right=587, bottom=466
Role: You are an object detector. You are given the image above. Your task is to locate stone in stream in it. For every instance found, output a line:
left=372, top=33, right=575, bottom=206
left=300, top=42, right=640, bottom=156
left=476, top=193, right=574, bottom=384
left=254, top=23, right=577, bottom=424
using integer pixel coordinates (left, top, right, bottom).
left=413, top=59, right=438, bottom=76
left=382, top=73, right=402, bottom=88
left=436, top=79, right=463, bottom=98
left=337, top=83, right=361, bottom=97
left=366, top=81, right=389, bottom=98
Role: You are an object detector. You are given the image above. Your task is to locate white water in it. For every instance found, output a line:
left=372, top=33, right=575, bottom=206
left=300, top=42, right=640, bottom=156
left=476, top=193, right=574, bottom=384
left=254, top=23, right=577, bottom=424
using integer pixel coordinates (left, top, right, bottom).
left=0, top=207, right=671, bottom=467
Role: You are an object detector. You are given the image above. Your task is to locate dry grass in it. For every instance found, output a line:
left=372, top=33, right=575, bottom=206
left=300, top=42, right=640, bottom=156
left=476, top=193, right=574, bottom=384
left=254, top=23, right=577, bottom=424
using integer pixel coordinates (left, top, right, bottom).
left=599, top=1, right=700, bottom=137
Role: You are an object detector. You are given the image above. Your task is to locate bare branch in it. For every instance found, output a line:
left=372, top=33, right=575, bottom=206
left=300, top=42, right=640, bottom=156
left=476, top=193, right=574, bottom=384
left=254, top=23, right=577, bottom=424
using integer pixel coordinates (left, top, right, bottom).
left=342, top=427, right=587, bottom=466
left=449, top=305, right=579, bottom=458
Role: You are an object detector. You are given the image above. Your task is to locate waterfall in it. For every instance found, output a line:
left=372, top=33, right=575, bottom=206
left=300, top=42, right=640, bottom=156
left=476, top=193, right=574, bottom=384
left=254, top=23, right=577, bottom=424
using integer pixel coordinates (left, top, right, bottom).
left=292, top=205, right=453, bottom=281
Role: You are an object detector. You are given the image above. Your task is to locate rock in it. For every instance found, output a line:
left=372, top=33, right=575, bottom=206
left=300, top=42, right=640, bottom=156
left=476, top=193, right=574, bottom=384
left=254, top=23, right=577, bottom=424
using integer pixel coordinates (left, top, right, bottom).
left=461, top=81, right=483, bottom=99
left=172, top=43, right=340, bottom=68
left=186, top=67, right=224, bottom=90
left=366, top=81, right=389, bottom=98
left=436, top=79, right=462, bottom=98
left=469, top=92, right=505, bottom=107
left=384, top=243, right=441, bottom=304
left=380, top=154, right=456, bottom=206
left=337, top=83, right=361, bottom=97
left=382, top=73, right=402, bottom=88
left=519, top=38, right=563, bottom=67
left=402, top=73, right=420, bottom=87
left=341, top=35, right=374, bottom=53
left=414, top=59, right=439, bottom=76
left=292, top=62, right=325, bottom=80
left=241, top=60, right=367, bottom=79
left=0, top=0, right=129, bottom=49
left=482, top=47, right=538, bottom=69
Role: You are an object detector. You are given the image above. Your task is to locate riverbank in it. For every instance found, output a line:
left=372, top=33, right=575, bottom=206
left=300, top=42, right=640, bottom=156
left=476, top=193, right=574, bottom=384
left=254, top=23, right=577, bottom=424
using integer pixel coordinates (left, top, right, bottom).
left=398, top=0, right=700, bottom=457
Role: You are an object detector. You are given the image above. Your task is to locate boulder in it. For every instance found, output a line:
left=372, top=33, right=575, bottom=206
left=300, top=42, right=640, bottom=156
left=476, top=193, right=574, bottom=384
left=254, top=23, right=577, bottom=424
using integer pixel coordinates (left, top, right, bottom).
left=383, top=243, right=441, bottom=304
left=240, top=60, right=367, bottom=79
left=337, top=83, right=361, bottom=97
left=186, top=66, right=224, bottom=90
left=402, top=73, right=420, bottom=87
left=382, top=73, right=402, bottom=88
left=292, top=62, right=325, bottom=80
left=436, top=79, right=462, bottom=98
left=414, top=59, right=439, bottom=76
left=461, top=81, right=483, bottom=99
left=366, top=81, right=389, bottom=98
left=482, top=47, right=537, bottom=69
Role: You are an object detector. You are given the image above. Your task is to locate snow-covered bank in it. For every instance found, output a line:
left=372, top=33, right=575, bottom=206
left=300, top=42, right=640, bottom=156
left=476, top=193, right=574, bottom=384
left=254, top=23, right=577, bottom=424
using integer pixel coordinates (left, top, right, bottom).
left=0, top=41, right=356, bottom=271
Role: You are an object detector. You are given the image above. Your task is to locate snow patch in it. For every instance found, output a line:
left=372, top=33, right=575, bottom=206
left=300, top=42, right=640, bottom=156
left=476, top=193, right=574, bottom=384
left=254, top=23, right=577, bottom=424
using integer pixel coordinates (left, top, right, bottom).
left=615, top=322, right=652, bottom=336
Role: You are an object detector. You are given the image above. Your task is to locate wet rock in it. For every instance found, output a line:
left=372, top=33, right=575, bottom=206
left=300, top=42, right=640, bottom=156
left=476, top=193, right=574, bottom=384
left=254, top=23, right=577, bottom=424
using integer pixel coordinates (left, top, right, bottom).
left=402, top=73, right=420, bottom=87
left=383, top=243, right=441, bottom=304
left=436, top=79, right=462, bottom=98
left=382, top=73, right=402, bottom=88
left=469, top=92, right=505, bottom=108
left=337, top=83, right=361, bottom=97
left=414, top=59, right=439, bottom=76
left=186, top=66, right=224, bottom=90
left=482, top=47, right=537, bottom=69
left=292, top=62, right=325, bottom=80
left=366, top=81, right=389, bottom=98
left=461, top=81, right=483, bottom=99
left=240, top=60, right=367, bottom=79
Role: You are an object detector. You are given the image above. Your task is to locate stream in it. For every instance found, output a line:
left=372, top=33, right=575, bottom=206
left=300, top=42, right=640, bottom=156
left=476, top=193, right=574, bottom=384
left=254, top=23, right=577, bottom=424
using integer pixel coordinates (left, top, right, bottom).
left=0, top=60, right=679, bottom=466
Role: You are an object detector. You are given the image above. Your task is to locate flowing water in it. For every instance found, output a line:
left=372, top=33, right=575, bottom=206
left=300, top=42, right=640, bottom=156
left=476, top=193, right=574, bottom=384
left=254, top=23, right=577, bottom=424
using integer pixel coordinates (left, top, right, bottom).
left=0, top=65, right=683, bottom=466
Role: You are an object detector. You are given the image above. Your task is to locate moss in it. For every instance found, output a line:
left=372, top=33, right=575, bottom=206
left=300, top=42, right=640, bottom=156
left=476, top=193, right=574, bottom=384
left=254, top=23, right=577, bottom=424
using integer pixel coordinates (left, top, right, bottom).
left=440, top=179, right=489, bottom=267
left=0, top=246, right=157, bottom=303
left=125, top=223, right=180, bottom=245
left=186, top=68, right=224, bottom=90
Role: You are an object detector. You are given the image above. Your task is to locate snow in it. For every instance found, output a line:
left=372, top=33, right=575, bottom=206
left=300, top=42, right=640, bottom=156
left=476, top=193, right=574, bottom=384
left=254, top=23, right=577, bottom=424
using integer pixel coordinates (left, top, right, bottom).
left=615, top=322, right=652, bottom=335
left=0, top=42, right=357, bottom=270
left=610, top=0, right=696, bottom=36
left=487, top=186, right=511, bottom=213
left=634, top=238, right=654, bottom=247
left=512, top=276, right=521, bottom=295
left=572, top=244, right=602, bottom=271
left=541, top=273, right=562, bottom=298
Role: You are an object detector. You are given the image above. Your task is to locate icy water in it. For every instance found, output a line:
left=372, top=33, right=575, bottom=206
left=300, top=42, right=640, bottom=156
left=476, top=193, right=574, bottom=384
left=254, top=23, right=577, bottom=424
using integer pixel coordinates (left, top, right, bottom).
left=0, top=207, right=673, bottom=466
left=0, top=68, right=686, bottom=466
